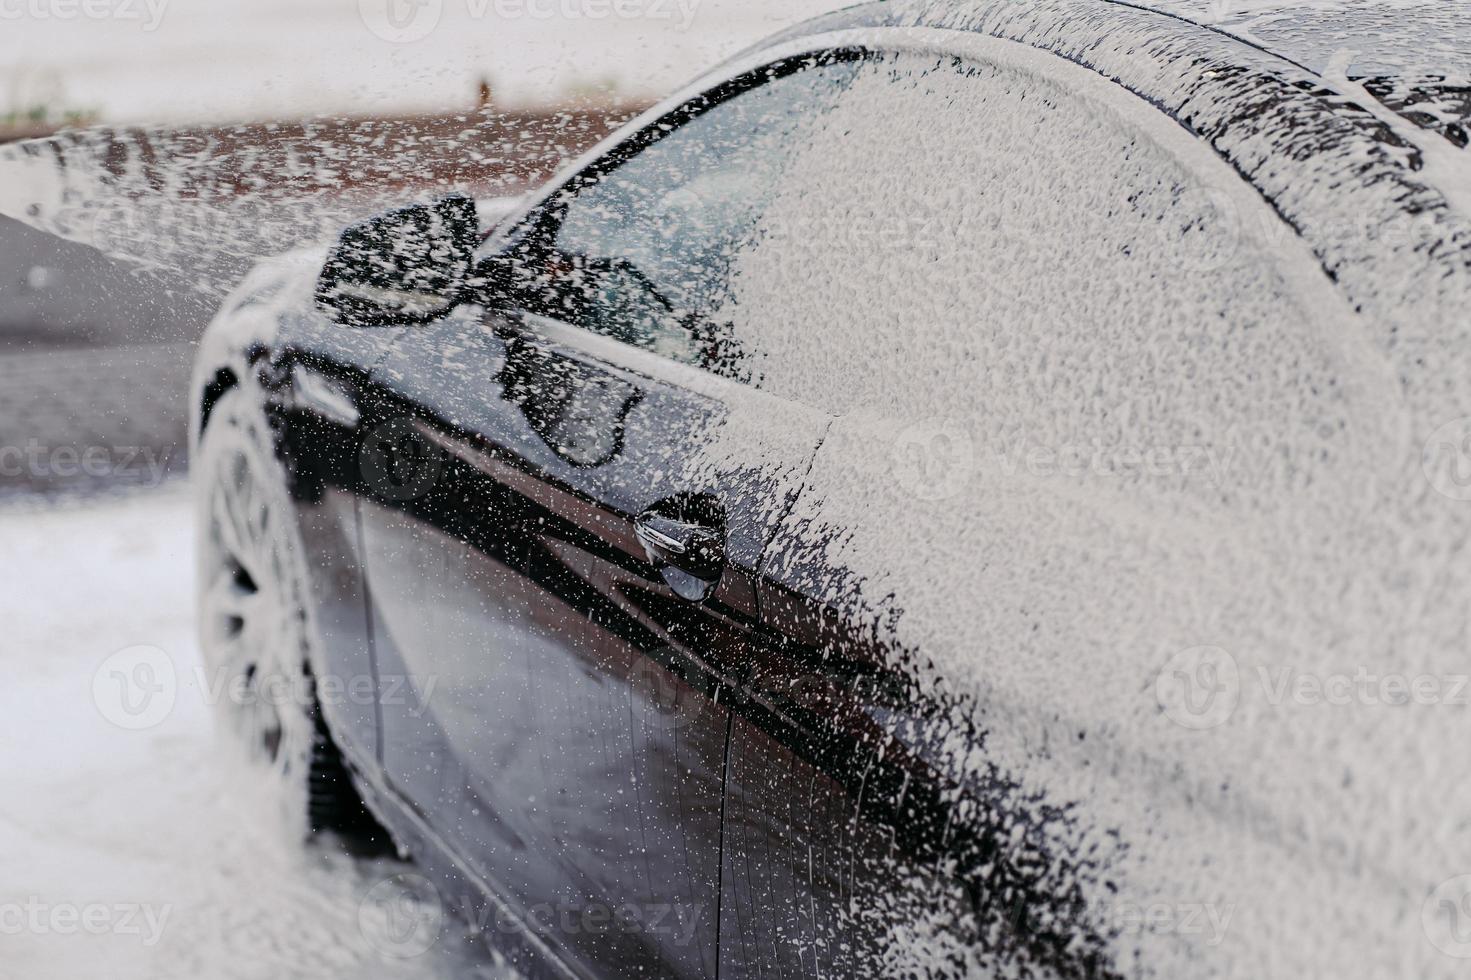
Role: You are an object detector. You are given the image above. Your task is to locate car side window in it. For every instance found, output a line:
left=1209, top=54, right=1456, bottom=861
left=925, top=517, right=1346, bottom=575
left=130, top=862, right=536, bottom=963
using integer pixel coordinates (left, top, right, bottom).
left=512, top=57, right=861, bottom=374
left=716, top=51, right=1343, bottom=436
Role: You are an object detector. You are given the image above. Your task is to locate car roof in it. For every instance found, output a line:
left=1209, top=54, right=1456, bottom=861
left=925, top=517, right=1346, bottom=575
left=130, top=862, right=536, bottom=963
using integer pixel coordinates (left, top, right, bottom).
left=1116, top=0, right=1471, bottom=79
left=742, top=1, right=1470, bottom=154
left=770, top=0, right=1471, bottom=80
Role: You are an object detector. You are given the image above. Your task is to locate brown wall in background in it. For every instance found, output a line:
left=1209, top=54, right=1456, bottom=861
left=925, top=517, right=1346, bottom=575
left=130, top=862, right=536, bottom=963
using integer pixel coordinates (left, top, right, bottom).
left=4, top=103, right=644, bottom=196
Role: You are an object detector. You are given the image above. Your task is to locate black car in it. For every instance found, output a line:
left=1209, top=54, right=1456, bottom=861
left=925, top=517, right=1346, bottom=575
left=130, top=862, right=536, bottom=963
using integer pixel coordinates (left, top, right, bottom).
left=191, top=2, right=1471, bottom=977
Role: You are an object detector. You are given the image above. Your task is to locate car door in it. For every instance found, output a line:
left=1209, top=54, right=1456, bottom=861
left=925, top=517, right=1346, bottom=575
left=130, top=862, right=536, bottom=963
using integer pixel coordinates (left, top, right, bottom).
left=707, top=34, right=1385, bottom=979
left=356, top=54, right=861, bottom=978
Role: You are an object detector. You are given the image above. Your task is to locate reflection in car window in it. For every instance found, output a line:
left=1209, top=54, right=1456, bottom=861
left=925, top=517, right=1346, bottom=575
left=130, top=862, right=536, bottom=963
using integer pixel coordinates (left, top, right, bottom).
left=499, top=333, right=641, bottom=467
left=520, top=58, right=861, bottom=374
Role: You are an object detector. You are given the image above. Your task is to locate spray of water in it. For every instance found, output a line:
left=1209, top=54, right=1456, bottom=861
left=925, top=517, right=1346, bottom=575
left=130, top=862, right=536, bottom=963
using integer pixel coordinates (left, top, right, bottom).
left=0, top=106, right=636, bottom=298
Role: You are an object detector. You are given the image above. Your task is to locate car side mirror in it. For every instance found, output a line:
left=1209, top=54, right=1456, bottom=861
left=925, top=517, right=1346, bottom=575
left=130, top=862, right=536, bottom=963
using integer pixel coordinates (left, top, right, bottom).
left=316, top=194, right=479, bottom=327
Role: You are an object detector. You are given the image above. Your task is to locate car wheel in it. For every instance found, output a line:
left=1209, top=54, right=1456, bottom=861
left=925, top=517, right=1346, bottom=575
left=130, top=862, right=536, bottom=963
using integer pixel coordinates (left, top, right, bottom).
left=195, top=382, right=376, bottom=842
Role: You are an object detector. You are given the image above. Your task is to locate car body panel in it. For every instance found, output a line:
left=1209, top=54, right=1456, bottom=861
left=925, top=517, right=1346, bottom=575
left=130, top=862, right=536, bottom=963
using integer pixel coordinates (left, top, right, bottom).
left=353, top=304, right=832, bottom=976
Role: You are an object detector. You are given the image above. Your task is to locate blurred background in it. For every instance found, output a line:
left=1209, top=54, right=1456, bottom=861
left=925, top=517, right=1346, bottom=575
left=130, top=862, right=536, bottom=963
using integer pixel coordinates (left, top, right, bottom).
left=0, top=0, right=850, bottom=496
left=0, top=3, right=847, bottom=976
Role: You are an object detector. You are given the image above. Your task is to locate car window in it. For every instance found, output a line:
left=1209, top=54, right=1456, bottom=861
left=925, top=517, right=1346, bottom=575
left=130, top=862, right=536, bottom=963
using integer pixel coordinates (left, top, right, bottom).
left=511, top=57, right=861, bottom=374
left=717, top=50, right=1346, bottom=440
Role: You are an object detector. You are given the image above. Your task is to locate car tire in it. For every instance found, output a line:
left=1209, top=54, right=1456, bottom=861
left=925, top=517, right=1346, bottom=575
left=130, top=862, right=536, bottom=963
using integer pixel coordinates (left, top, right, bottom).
left=195, top=382, right=378, bottom=843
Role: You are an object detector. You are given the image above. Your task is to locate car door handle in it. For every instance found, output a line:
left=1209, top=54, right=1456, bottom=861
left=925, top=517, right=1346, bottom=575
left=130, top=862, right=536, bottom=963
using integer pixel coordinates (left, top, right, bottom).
left=635, top=510, right=725, bottom=601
